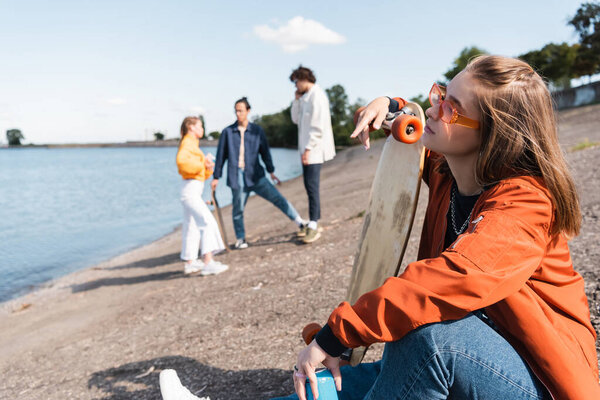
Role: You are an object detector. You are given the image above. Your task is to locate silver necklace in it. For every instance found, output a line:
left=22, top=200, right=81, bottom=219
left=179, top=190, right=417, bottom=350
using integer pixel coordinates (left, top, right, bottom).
left=450, top=185, right=474, bottom=235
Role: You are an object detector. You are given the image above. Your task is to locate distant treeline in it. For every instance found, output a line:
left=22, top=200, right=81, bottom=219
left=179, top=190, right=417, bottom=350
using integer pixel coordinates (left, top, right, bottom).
left=443, top=2, right=600, bottom=89
left=253, top=84, right=375, bottom=148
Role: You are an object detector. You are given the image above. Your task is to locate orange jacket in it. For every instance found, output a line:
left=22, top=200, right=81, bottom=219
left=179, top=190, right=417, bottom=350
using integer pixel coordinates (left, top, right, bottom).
left=176, top=135, right=213, bottom=181
left=328, top=150, right=599, bottom=399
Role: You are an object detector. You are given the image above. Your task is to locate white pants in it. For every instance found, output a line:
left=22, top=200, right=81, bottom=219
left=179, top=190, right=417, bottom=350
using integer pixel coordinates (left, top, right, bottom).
left=180, top=179, right=225, bottom=261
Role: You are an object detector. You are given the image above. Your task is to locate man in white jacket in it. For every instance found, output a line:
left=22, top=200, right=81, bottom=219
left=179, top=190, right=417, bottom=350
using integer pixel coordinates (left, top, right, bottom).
left=290, top=66, right=336, bottom=243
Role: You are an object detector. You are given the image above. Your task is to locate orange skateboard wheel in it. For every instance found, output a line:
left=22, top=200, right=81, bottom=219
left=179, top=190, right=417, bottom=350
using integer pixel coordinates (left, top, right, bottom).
left=353, top=106, right=377, bottom=133
left=391, top=114, right=423, bottom=144
left=302, top=322, right=322, bottom=345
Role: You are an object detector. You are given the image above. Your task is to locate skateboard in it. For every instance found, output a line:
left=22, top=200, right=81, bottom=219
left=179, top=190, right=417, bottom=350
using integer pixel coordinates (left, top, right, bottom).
left=209, top=188, right=231, bottom=252
left=302, top=102, right=425, bottom=365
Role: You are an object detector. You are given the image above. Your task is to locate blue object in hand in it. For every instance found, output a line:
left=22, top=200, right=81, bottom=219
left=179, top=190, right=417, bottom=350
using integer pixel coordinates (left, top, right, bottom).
left=306, top=369, right=339, bottom=400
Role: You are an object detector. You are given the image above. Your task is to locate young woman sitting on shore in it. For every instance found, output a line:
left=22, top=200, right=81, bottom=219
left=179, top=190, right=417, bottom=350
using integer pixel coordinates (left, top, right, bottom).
left=280, top=55, right=600, bottom=399
left=176, top=116, right=228, bottom=276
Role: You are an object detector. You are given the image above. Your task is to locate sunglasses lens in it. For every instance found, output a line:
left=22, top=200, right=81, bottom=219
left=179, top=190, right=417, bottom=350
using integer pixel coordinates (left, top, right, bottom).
left=441, top=102, right=455, bottom=123
left=429, top=86, right=440, bottom=106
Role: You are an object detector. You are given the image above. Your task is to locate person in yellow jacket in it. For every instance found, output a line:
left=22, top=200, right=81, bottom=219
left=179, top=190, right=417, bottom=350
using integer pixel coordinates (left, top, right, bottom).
left=176, top=116, right=228, bottom=276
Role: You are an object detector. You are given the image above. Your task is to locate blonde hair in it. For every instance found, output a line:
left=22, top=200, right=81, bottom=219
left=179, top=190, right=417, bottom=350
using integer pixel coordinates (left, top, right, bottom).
left=180, top=116, right=201, bottom=139
left=466, top=55, right=580, bottom=236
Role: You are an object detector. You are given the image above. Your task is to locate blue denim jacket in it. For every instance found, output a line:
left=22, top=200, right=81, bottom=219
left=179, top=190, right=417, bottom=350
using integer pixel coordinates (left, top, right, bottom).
left=213, top=122, right=275, bottom=190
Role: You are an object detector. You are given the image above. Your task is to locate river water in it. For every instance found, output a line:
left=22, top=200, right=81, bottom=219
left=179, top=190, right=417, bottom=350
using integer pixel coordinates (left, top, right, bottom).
left=0, top=146, right=301, bottom=302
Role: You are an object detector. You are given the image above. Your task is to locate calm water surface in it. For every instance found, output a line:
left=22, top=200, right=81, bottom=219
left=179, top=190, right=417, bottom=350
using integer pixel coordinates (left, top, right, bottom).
left=0, top=146, right=301, bottom=302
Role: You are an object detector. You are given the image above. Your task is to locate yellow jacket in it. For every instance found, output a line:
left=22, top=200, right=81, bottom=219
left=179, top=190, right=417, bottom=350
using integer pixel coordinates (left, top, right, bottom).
left=176, top=135, right=213, bottom=181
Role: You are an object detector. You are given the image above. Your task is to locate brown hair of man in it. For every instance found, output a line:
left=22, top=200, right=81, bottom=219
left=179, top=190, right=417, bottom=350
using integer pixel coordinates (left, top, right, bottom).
left=289, top=65, right=316, bottom=83
left=235, top=96, right=251, bottom=110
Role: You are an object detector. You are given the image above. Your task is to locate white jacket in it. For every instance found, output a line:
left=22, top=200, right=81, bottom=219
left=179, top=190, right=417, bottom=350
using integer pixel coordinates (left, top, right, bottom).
left=291, top=84, right=336, bottom=164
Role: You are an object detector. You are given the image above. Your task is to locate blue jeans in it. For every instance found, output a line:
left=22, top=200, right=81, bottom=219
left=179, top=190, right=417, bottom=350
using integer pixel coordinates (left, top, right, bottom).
left=273, top=313, right=549, bottom=400
left=231, top=169, right=299, bottom=239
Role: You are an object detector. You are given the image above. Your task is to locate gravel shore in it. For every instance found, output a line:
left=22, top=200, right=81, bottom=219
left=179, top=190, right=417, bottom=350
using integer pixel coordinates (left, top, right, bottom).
left=1, top=104, right=599, bottom=399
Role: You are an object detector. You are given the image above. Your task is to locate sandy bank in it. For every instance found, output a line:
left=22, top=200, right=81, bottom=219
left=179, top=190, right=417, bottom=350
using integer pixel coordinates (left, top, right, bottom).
left=1, top=104, right=599, bottom=399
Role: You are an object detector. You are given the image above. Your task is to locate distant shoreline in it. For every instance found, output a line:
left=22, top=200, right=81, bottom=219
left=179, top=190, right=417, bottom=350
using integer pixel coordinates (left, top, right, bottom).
left=1, top=140, right=307, bottom=150
left=0, top=139, right=195, bottom=149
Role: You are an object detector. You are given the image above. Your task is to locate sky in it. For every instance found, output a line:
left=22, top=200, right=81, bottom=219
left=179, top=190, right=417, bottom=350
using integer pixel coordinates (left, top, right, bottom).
left=0, top=0, right=587, bottom=144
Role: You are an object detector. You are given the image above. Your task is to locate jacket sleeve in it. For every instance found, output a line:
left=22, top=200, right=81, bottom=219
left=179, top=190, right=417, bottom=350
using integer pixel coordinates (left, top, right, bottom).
left=258, top=126, right=275, bottom=173
left=327, top=182, right=553, bottom=349
left=291, top=100, right=300, bottom=125
left=305, top=93, right=327, bottom=151
left=203, top=150, right=214, bottom=180
left=213, top=129, right=228, bottom=180
left=176, top=141, right=205, bottom=176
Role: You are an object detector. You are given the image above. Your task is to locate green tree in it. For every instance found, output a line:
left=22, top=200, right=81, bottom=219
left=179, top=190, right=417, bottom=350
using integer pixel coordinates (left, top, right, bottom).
left=443, top=46, right=488, bottom=82
left=326, top=84, right=349, bottom=128
left=154, top=131, right=165, bottom=141
left=572, top=45, right=599, bottom=78
left=519, top=42, right=578, bottom=88
left=569, top=2, right=600, bottom=78
left=326, top=84, right=355, bottom=146
left=253, top=106, right=297, bottom=148
left=208, top=131, right=221, bottom=141
left=6, top=129, right=24, bottom=146
left=409, top=94, right=429, bottom=112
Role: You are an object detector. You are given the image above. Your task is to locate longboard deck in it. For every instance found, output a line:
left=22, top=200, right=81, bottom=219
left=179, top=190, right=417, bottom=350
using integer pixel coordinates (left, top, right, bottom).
left=346, top=102, right=425, bottom=364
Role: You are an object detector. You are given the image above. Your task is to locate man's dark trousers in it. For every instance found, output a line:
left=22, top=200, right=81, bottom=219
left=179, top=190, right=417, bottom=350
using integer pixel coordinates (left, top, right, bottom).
left=302, top=164, right=321, bottom=221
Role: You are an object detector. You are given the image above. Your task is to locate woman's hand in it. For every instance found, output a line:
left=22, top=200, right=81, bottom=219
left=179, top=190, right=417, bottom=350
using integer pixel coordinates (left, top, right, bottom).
left=350, top=96, right=390, bottom=150
left=204, top=158, right=215, bottom=170
left=293, top=340, right=342, bottom=400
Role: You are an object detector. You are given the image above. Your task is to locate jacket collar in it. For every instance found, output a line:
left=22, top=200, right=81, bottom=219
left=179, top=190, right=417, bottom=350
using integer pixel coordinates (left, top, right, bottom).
left=229, top=121, right=255, bottom=134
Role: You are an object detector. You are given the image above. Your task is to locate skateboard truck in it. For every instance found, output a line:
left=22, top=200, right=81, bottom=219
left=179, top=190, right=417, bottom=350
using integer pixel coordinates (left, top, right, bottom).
left=354, top=105, right=423, bottom=144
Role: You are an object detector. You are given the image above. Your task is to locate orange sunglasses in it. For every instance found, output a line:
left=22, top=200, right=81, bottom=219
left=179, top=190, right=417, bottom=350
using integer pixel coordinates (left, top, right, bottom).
left=429, top=83, right=480, bottom=129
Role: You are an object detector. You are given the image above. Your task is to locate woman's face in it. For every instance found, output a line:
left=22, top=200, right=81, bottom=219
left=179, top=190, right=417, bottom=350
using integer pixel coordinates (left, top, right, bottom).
left=190, top=120, right=204, bottom=138
left=235, top=103, right=249, bottom=124
left=423, top=70, right=482, bottom=160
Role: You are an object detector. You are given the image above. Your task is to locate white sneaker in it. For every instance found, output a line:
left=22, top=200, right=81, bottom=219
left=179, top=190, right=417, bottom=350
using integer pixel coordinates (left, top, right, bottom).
left=234, top=238, right=248, bottom=249
left=200, top=261, right=229, bottom=276
left=184, top=260, right=203, bottom=275
left=159, top=369, right=210, bottom=400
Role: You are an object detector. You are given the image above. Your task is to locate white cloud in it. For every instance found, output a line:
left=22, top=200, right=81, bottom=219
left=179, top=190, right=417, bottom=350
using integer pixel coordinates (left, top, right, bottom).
left=106, top=98, right=127, bottom=105
left=254, top=16, right=346, bottom=53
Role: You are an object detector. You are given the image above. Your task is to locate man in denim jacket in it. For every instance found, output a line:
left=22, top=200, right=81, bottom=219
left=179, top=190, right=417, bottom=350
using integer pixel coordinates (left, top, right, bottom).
left=212, top=97, right=306, bottom=249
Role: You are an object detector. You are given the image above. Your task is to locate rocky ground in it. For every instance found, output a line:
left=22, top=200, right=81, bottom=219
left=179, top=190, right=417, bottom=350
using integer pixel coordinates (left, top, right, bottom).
left=1, top=104, right=599, bottom=399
